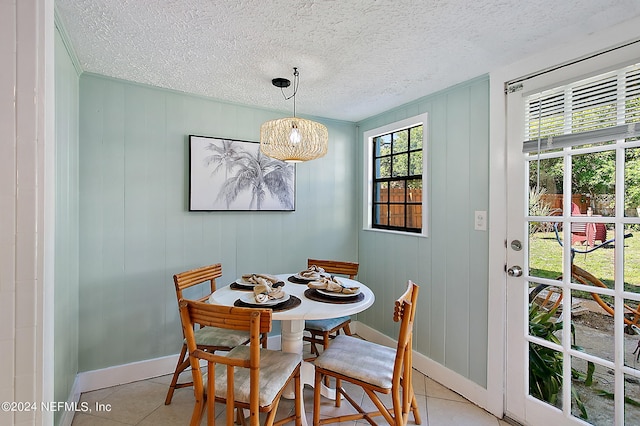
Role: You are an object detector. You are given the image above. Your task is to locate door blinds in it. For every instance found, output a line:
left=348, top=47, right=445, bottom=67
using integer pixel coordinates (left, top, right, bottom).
left=523, top=63, right=640, bottom=153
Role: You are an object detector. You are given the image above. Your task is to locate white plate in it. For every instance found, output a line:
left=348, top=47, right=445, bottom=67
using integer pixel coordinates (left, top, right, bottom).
left=240, top=293, right=290, bottom=306
left=316, top=287, right=361, bottom=298
left=235, top=278, right=258, bottom=286
left=294, top=273, right=329, bottom=280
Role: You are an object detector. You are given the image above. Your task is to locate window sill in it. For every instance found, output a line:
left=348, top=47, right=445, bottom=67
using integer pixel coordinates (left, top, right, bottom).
left=361, top=227, right=428, bottom=238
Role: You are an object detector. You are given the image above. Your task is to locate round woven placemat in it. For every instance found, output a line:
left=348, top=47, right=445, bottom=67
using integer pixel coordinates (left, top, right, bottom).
left=234, top=295, right=301, bottom=311
left=304, top=288, right=364, bottom=304
left=287, top=275, right=312, bottom=284
left=230, top=282, right=254, bottom=291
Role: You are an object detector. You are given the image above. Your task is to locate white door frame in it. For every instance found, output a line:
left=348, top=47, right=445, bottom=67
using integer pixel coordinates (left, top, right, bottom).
left=489, top=17, right=640, bottom=423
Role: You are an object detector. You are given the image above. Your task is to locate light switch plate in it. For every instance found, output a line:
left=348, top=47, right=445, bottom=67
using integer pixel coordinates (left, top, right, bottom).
left=475, top=210, right=487, bottom=231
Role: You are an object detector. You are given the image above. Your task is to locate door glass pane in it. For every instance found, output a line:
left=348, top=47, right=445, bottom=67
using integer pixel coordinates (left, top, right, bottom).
left=624, top=297, right=640, bottom=368
left=571, top=357, right=612, bottom=425
left=624, top=224, right=640, bottom=296
left=529, top=282, right=563, bottom=328
left=623, top=297, right=640, bottom=337
left=571, top=222, right=615, bottom=292
left=529, top=157, right=564, bottom=215
left=529, top=342, right=563, bottom=410
left=626, top=147, right=640, bottom=217
left=625, top=373, right=640, bottom=425
left=572, top=151, right=616, bottom=218
left=568, top=220, right=610, bottom=248
left=572, top=288, right=614, bottom=363
left=528, top=221, right=562, bottom=280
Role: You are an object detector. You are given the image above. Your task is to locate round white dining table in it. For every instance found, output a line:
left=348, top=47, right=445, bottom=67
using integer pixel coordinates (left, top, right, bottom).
left=208, top=272, right=375, bottom=421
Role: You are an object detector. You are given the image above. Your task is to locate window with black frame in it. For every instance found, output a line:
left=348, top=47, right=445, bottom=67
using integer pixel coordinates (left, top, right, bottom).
left=372, top=125, right=423, bottom=233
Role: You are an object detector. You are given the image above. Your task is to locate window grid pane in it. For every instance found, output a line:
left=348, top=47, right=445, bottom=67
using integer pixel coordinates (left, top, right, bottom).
left=372, top=124, right=423, bottom=233
left=392, top=154, right=409, bottom=177
left=374, top=181, right=389, bottom=203
left=376, top=157, right=391, bottom=179
left=392, top=129, right=409, bottom=154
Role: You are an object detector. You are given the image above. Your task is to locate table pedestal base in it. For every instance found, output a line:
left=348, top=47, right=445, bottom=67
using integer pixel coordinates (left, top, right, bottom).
left=280, top=319, right=337, bottom=425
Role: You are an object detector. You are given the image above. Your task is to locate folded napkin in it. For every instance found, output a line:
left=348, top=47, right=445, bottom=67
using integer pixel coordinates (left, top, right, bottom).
left=252, top=281, right=286, bottom=304
left=298, top=265, right=327, bottom=280
left=307, top=276, right=359, bottom=294
left=242, top=273, right=283, bottom=286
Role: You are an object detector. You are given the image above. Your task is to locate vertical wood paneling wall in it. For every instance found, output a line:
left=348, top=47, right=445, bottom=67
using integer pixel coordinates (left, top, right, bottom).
left=356, top=76, right=490, bottom=387
left=77, top=74, right=358, bottom=371
left=54, top=27, right=80, bottom=425
left=76, top=73, right=490, bottom=386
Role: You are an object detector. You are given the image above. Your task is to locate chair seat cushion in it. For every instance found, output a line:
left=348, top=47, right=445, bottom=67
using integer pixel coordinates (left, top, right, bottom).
left=305, top=316, right=350, bottom=332
left=314, top=334, right=395, bottom=389
left=188, top=326, right=250, bottom=348
left=211, top=346, right=301, bottom=407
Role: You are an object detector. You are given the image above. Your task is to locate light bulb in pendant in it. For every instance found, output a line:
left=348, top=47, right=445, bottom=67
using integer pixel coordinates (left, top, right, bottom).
left=289, top=123, right=301, bottom=145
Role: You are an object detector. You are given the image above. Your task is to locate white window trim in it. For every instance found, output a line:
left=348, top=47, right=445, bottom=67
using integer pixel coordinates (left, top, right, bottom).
left=362, top=113, right=429, bottom=237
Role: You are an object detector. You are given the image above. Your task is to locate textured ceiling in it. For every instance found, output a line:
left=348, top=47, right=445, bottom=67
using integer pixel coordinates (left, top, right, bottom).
left=55, top=0, right=640, bottom=122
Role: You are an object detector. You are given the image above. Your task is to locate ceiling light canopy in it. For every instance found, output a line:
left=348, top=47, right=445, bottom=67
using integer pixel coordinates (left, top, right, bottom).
left=260, top=68, right=328, bottom=163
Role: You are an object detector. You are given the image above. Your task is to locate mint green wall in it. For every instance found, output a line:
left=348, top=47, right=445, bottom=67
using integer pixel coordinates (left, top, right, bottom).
left=73, top=68, right=489, bottom=386
left=356, top=76, right=490, bottom=387
left=54, top=27, right=80, bottom=424
left=77, top=74, right=358, bottom=371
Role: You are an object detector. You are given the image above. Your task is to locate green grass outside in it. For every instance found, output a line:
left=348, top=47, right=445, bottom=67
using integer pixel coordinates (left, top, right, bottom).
left=529, top=227, right=640, bottom=296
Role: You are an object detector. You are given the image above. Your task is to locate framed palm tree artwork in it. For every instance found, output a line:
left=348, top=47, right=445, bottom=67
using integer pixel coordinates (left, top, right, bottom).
left=189, top=135, right=295, bottom=211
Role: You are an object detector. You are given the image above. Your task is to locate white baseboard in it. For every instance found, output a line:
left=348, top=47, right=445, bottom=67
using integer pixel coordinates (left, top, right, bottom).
left=57, top=376, right=83, bottom=426
left=76, top=353, right=181, bottom=394
left=60, top=327, right=499, bottom=423
left=58, top=353, right=181, bottom=426
left=70, top=334, right=282, bottom=395
left=355, top=321, right=500, bottom=418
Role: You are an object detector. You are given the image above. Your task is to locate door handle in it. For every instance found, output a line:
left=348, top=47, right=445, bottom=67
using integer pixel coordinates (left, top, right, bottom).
left=507, top=266, right=523, bottom=277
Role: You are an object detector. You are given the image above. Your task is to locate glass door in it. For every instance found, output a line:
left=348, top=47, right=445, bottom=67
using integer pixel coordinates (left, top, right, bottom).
left=506, top=60, right=640, bottom=425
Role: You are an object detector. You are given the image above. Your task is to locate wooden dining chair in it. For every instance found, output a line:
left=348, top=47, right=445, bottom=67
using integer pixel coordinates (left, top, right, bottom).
left=179, top=299, right=302, bottom=426
left=312, top=281, right=421, bottom=426
left=303, top=259, right=359, bottom=358
left=165, top=263, right=258, bottom=405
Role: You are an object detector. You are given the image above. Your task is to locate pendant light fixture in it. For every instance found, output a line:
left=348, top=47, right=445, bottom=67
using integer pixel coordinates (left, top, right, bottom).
left=260, top=67, right=328, bottom=163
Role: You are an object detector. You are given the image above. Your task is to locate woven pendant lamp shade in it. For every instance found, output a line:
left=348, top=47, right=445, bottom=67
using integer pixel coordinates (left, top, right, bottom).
left=260, top=117, right=328, bottom=163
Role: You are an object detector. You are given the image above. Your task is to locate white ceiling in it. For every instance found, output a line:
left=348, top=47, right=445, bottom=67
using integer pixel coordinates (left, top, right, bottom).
left=55, top=0, right=640, bottom=122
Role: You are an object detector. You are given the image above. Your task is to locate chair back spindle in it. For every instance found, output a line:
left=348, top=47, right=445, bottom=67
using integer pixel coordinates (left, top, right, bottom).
left=312, top=280, right=421, bottom=426
left=303, top=259, right=360, bottom=359
left=179, top=299, right=301, bottom=426
left=165, top=263, right=252, bottom=406
left=174, top=263, right=223, bottom=301
left=307, top=258, right=359, bottom=278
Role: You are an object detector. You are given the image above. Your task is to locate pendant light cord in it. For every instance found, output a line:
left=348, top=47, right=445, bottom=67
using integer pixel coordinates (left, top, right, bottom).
left=280, top=67, right=300, bottom=117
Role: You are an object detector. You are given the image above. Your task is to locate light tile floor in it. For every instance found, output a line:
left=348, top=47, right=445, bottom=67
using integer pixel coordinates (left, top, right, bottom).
left=71, top=368, right=509, bottom=426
